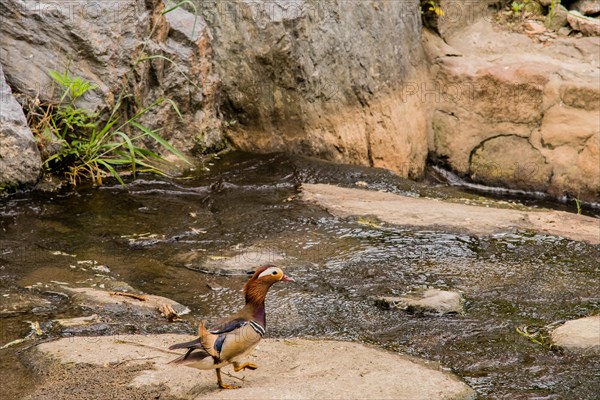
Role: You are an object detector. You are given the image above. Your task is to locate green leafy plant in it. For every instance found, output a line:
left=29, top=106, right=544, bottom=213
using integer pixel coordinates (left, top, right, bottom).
left=516, top=326, right=557, bottom=349
left=48, top=69, right=98, bottom=103
left=421, top=0, right=444, bottom=16
left=511, top=1, right=525, bottom=15
left=39, top=67, right=189, bottom=186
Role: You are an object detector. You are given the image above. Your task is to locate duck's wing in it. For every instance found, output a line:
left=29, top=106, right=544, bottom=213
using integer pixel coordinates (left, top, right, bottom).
left=216, top=323, right=263, bottom=361
left=209, top=318, right=248, bottom=334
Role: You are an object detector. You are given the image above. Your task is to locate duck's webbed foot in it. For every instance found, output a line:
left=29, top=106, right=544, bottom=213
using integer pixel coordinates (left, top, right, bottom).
left=233, top=362, right=258, bottom=372
left=216, top=368, right=241, bottom=389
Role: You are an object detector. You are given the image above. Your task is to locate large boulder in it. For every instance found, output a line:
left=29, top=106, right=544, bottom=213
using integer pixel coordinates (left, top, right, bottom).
left=202, top=0, right=429, bottom=179
left=425, top=21, right=600, bottom=201
left=0, top=64, right=42, bottom=189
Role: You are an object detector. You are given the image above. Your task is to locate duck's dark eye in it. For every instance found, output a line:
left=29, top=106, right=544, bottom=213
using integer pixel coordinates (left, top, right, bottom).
left=272, top=271, right=277, bottom=275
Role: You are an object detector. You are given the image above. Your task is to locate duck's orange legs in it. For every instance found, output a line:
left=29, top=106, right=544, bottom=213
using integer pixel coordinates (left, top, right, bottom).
left=233, top=362, right=258, bottom=372
left=216, top=368, right=240, bottom=389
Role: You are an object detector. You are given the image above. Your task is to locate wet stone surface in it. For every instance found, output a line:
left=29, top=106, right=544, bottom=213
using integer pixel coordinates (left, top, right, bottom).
left=551, top=316, right=600, bottom=354
left=0, top=152, right=599, bottom=399
left=377, top=288, right=465, bottom=315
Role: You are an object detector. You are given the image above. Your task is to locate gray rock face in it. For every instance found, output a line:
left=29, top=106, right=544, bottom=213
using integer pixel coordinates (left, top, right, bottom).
left=0, top=0, right=222, bottom=158
left=379, top=289, right=465, bottom=314
left=0, top=64, right=42, bottom=188
left=1, top=0, right=429, bottom=185
left=551, top=316, right=600, bottom=354
left=203, top=0, right=429, bottom=179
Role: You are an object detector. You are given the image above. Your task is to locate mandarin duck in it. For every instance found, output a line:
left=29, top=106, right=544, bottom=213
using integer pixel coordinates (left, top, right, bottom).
left=168, top=265, right=294, bottom=389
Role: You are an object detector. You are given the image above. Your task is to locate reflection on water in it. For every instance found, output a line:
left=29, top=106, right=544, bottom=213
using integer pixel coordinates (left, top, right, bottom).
left=1, top=152, right=598, bottom=399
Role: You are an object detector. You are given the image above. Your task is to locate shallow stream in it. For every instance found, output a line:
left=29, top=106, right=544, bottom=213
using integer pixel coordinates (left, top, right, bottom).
left=1, top=152, right=598, bottom=399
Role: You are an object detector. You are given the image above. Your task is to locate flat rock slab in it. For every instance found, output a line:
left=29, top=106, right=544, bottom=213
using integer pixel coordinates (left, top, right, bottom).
left=54, top=314, right=100, bottom=328
left=33, top=335, right=476, bottom=400
left=301, top=184, right=600, bottom=244
left=551, top=315, right=600, bottom=354
left=201, top=248, right=290, bottom=275
left=173, top=246, right=292, bottom=275
left=62, top=286, right=190, bottom=317
left=379, top=289, right=465, bottom=314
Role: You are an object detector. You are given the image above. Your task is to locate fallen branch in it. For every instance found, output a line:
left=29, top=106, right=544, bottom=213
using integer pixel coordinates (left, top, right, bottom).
left=158, top=304, right=183, bottom=322
left=114, top=339, right=182, bottom=356
left=109, top=291, right=148, bottom=301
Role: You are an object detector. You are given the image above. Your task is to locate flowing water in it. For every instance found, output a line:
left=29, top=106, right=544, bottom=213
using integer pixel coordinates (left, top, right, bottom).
left=1, top=152, right=598, bottom=399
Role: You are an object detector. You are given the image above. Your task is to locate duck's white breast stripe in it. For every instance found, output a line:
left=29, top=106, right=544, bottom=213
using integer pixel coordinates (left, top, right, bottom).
left=249, top=320, right=265, bottom=336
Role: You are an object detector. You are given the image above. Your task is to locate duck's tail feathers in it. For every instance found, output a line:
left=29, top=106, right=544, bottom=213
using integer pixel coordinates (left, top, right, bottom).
left=169, top=348, right=212, bottom=365
left=168, top=337, right=201, bottom=350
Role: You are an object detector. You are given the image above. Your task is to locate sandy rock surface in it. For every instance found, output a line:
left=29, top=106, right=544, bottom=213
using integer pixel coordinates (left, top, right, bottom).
left=30, top=335, right=476, bottom=400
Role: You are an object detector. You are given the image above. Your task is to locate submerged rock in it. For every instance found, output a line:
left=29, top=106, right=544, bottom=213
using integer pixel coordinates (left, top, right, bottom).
left=378, top=289, right=465, bottom=315
left=29, top=335, right=476, bottom=400
left=551, top=315, right=600, bottom=354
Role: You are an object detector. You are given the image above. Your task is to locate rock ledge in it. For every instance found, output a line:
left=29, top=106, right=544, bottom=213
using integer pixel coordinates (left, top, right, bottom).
left=31, top=335, right=476, bottom=400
